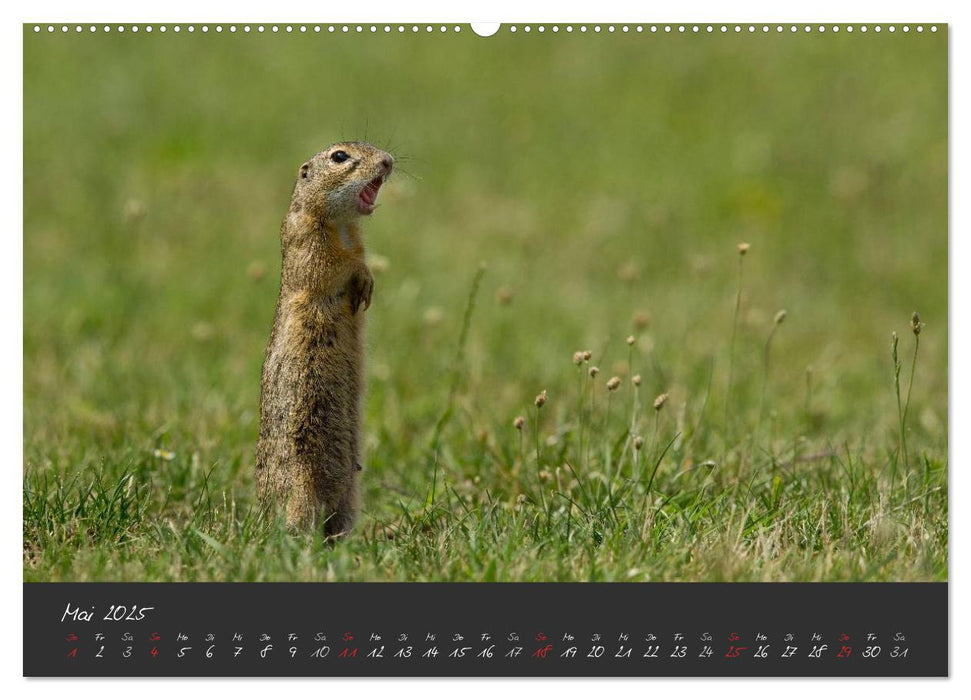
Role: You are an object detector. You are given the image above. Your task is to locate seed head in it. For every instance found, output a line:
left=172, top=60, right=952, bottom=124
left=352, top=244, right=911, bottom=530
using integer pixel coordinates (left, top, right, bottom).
left=247, top=260, right=266, bottom=282
left=496, top=286, right=514, bottom=305
left=626, top=335, right=636, bottom=346
left=534, top=390, right=547, bottom=408
left=582, top=350, right=592, bottom=362
left=513, top=416, right=525, bottom=430
left=123, top=198, right=147, bottom=223
left=774, top=309, right=787, bottom=325
left=191, top=321, right=214, bottom=342
left=538, top=468, right=552, bottom=481
left=632, top=373, right=642, bottom=387
left=369, top=254, right=390, bottom=274
left=423, top=307, right=444, bottom=326
left=633, top=310, right=651, bottom=330
left=606, top=376, right=621, bottom=392
left=911, top=311, right=923, bottom=336
left=653, top=392, right=669, bottom=410
left=633, top=436, right=644, bottom=451
left=737, top=242, right=750, bottom=256
left=617, top=260, right=639, bottom=282
left=589, top=366, right=600, bottom=378
left=573, top=351, right=584, bottom=365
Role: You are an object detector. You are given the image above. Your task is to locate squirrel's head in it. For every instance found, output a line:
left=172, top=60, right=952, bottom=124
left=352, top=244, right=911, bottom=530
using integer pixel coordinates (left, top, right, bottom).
left=293, top=142, right=394, bottom=224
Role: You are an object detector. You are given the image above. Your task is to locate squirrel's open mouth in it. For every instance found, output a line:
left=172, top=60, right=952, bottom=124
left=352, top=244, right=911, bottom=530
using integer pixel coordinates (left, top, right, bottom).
left=357, top=176, right=384, bottom=215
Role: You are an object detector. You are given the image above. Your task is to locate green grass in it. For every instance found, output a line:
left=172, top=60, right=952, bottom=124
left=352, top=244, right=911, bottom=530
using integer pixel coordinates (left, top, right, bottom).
left=23, top=27, right=947, bottom=582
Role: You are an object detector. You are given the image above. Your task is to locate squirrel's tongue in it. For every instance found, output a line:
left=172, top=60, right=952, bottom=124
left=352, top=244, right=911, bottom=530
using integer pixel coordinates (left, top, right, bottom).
left=360, top=177, right=382, bottom=206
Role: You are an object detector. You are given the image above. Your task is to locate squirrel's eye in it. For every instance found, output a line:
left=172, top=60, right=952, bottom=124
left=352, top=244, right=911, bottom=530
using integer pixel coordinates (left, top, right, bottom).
left=330, top=150, right=350, bottom=164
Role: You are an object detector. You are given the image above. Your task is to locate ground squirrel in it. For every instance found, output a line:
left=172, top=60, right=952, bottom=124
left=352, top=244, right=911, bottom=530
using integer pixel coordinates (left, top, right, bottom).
left=256, top=142, right=394, bottom=536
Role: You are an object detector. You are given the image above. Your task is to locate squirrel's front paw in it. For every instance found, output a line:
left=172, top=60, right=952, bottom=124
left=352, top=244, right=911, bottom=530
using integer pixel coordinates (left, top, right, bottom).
left=348, top=265, right=374, bottom=314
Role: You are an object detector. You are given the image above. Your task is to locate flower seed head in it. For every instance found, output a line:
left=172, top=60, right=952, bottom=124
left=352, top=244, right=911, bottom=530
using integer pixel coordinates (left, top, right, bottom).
left=774, top=309, right=787, bottom=325
left=589, top=366, right=600, bottom=378
left=617, top=260, right=639, bottom=282
left=247, top=260, right=266, bottom=282
left=534, top=390, right=547, bottom=408
left=606, top=376, right=621, bottom=391
left=626, top=335, right=636, bottom=346
left=911, top=311, right=922, bottom=336
left=633, top=436, right=644, bottom=450
left=573, top=351, right=584, bottom=365
left=513, top=416, right=525, bottom=430
left=632, top=373, right=642, bottom=387
left=123, top=198, right=147, bottom=223
left=737, top=242, right=750, bottom=255
left=653, top=392, right=669, bottom=410
left=423, top=307, right=444, bottom=326
left=369, top=254, right=390, bottom=274
left=582, top=350, right=592, bottom=362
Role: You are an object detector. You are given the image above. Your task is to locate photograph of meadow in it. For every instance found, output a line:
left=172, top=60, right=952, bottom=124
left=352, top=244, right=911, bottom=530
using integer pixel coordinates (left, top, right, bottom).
left=23, top=25, right=947, bottom=582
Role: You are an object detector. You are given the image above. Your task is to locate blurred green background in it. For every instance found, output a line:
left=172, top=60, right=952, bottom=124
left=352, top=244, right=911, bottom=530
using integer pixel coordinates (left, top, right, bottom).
left=23, top=26, right=947, bottom=581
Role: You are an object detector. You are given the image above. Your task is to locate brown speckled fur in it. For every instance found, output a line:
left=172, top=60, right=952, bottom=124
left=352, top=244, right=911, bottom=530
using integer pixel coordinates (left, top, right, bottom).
left=257, top=142, right=393, bottom=536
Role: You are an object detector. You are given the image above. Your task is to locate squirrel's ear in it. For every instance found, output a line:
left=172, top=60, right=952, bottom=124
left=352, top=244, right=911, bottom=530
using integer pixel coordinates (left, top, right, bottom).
left=299, top=162, right=311, bottom=180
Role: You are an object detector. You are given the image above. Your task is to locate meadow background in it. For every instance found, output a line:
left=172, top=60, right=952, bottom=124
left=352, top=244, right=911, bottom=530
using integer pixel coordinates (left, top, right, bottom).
left=23, top=25, right=947, bottom=581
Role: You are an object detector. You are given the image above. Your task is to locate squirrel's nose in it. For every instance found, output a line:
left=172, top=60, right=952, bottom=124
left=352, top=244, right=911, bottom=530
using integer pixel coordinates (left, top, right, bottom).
left=380, top=155, right=394, bottom=174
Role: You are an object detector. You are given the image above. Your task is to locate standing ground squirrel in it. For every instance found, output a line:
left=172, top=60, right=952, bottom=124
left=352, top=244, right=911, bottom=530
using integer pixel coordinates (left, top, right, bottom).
left=257, top=142, right=394, bottom=536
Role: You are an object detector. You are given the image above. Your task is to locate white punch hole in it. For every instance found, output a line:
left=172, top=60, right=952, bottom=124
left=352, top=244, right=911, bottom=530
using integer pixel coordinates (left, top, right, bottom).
left=471, top=23, right=500, bottom=37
